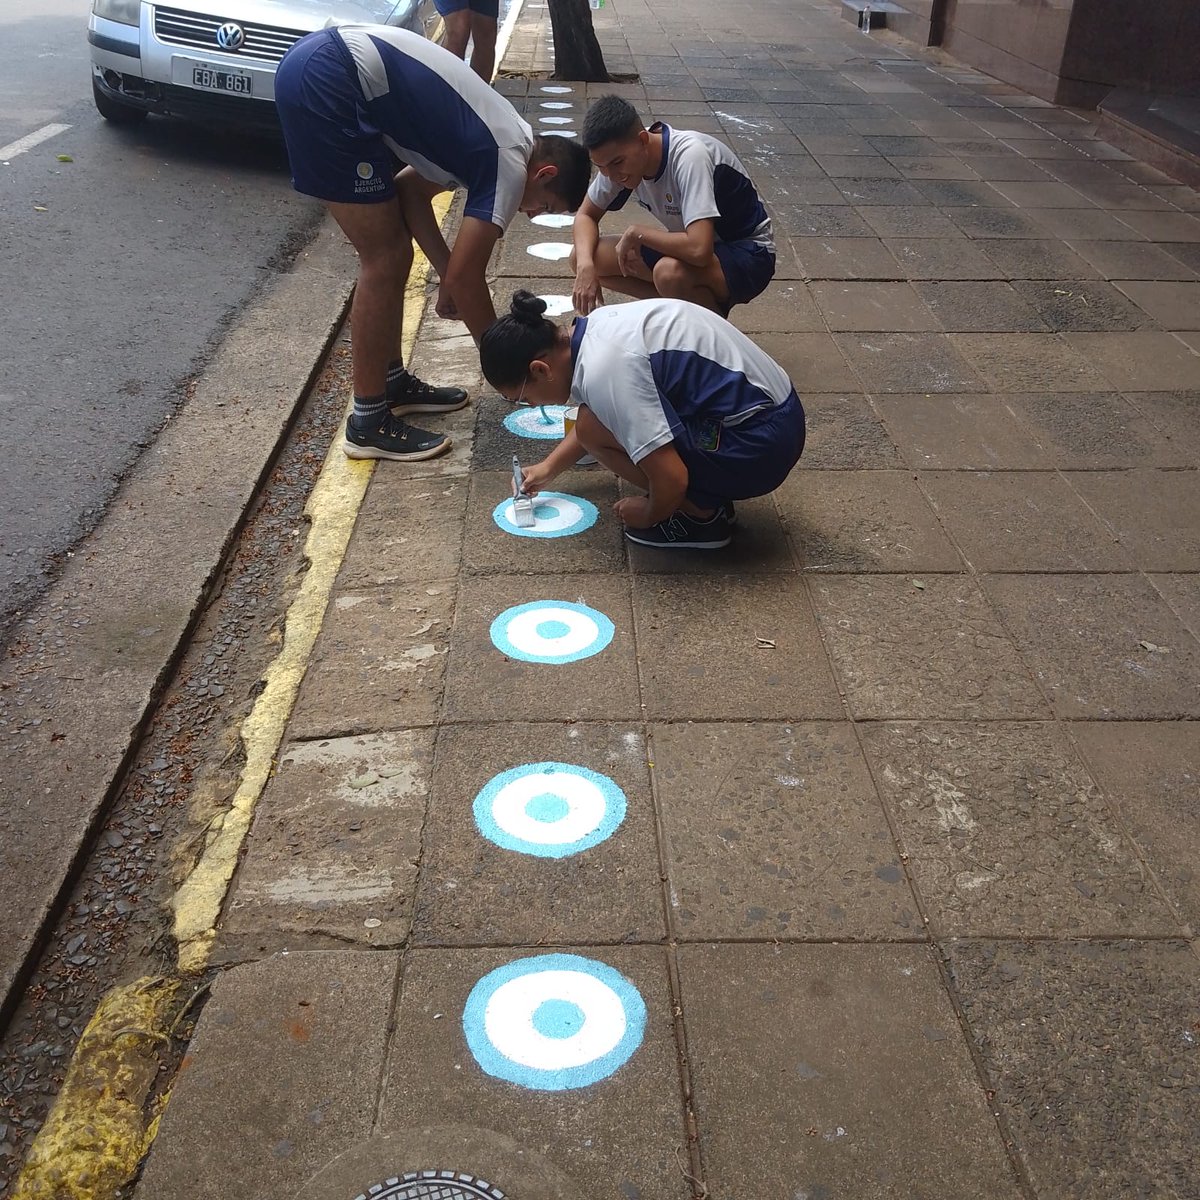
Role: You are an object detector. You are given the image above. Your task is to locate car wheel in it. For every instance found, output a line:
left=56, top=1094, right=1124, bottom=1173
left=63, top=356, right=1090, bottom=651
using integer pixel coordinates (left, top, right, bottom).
left=92, top=79, right=147, bottom=124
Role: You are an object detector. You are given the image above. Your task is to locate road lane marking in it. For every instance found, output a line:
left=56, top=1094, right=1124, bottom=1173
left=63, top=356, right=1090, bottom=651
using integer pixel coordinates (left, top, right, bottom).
left=0, top=122, right=72, bottom=162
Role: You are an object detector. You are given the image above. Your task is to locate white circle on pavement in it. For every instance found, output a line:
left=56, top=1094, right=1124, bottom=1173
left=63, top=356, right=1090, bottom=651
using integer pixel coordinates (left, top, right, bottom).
left=473, top=761, right=626, bottom=857
left=540, top=101, right=574, bottom=110
left=538, top=116, right=574, bottom=125
left=531, top=213, right=574, bottom=228
left=462, top=954, right=647, bottom=1091
left=541, top=130, right=578, bottom=138
left=492, top=491, right=598, bottom=538
left=541, top=85, right=574, bottom=94
left=538, top=294, right=573, bottom=315
left=527, top=242, right=572, bottom=260
left=489, top=601, right=614, bottom=664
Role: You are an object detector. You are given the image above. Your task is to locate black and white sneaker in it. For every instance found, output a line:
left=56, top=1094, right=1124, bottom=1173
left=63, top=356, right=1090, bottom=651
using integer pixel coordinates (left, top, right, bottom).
left=343, top=413, right=452, bottom=462
left=389, top=370, right=469, bottom=417
left=721, top=500, right=737, bottom=525
left=623, top=509, right=733, bottom=550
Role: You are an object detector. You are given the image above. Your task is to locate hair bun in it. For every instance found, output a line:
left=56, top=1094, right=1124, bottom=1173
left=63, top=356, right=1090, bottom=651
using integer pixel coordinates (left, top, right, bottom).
left=510, top=290, right=548, bottom=325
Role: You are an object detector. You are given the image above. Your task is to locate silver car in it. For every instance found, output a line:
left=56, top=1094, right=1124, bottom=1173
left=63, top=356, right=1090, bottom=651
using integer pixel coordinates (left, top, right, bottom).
left=88, top=0, right=440, bottom=127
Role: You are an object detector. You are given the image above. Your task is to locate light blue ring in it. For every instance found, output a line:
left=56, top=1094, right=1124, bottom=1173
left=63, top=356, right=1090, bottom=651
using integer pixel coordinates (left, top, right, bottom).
left=491, top=491, right=599, bottom=539
left=489, top=600, right=614, bottom=664
left=503, top=405, right=567, bottom=440
left=462, top=953, right=647, bottom=1091
left=473, top=761, right=627, bottom=858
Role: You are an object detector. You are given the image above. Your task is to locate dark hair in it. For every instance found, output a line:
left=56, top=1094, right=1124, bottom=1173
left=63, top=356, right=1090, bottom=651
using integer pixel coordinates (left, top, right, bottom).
left=479, top=291, right=559, bottom=390
left=581, top=94, right=643, bottom=151
left=532, top=135, right=591, bottom=212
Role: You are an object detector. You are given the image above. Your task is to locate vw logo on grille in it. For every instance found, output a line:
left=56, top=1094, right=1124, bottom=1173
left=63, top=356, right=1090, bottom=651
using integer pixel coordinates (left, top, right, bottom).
left=215, top=21, right=245, bottom=50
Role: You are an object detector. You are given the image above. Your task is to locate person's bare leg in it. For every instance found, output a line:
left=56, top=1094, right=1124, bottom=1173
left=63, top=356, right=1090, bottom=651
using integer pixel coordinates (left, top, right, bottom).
left=575, top=408, right=649, bottom=490
left=651, top=254, right=730, bottom=314
left=468, top=13, right=497, bottom=81
left=585, top=235, right=661, bottom=301
left=577, top=408, right=717, bottom=519
left=442, top=10, right=471, bottom=61
left=326, top=198, right=414, bottom=398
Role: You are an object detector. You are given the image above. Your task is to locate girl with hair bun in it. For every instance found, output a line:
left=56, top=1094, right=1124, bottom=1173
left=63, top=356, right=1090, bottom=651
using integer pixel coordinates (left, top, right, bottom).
left=480, top=291, right=805, bottom=550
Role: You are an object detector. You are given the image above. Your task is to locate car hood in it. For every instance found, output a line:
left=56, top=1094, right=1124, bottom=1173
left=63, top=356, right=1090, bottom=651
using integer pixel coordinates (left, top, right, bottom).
left=163, top=0, right=409, bottom=32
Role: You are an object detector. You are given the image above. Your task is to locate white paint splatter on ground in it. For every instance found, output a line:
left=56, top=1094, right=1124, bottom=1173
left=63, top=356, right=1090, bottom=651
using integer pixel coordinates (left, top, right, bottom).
left=527, top=242, right=573, bottom=260
left=538, top=294, right=573, bottom=315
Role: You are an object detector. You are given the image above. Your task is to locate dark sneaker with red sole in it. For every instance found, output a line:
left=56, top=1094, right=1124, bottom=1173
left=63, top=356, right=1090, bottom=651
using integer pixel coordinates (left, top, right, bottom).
left=343, top=414, right=452, bottom=462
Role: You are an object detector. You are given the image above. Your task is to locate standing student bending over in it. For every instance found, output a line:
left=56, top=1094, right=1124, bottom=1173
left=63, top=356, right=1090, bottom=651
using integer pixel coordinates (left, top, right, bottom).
left=480, top=292, right=805, bottom=551
left=275, top=25, right=589, bottom=463
left=571, top=95, right=775, bottom=317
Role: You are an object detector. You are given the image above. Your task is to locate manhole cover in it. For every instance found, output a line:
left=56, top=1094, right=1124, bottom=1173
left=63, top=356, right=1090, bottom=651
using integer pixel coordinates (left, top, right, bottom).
left=355, top=1171, right=506, bottom=1200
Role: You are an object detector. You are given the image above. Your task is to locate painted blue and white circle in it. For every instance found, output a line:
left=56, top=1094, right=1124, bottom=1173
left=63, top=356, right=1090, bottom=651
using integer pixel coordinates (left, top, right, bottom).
left=502, top=404, right=567, bottom=439
left=490, top=600, right=614, bottom=664
left=474, top=761, right=626, bottom=858
left=492, top=491, right=598, bottom=539
left=463, top=953, right=647, bottom=1091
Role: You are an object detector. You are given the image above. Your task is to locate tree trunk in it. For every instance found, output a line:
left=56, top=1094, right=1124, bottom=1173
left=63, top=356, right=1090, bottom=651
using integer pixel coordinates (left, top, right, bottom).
left=546, top=0, right=610, bottom=82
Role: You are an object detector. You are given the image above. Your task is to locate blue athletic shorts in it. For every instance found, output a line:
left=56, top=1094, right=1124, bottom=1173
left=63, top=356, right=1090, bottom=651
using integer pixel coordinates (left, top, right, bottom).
left=435, top=0, right=500, bottom=17
left=274, top=29, right=396, bottom=205
left=639, top=238, right=777, bottom=308
left=673, top=391, right=806, bottom=509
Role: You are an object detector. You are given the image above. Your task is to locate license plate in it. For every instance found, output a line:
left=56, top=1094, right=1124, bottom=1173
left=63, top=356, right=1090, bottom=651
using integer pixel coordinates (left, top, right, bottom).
left=190, top=65, right=252, bottom=95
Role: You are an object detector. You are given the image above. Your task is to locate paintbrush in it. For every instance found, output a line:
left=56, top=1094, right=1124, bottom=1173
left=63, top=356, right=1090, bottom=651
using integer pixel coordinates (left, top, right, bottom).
left=511, top=454, right=535, bottom=527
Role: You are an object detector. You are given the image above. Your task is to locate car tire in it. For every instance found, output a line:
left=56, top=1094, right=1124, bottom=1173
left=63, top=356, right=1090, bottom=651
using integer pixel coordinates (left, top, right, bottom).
left=93, top=79, right=148, bottom=124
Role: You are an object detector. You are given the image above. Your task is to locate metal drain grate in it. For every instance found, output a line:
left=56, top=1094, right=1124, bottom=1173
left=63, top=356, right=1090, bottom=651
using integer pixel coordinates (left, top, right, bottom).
left=355, top=1170, right=506, bottom=1200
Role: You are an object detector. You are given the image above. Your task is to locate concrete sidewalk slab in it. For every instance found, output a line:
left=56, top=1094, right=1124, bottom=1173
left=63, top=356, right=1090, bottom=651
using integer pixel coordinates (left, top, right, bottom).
left=679, top=943, right=1022, bottom=1199
left=1000, top=391, right=1180, bottom=468
left=216, top=730, right=434, bottom=961
left=378, top=946, right=690, bottom=1200
left=800, top=393, right=900, bottom=468
left=413, top=722, right=663, bottom=946
left=776, top=469, right=962, bottom=572
left=442, top=574, right=640, bottom=723
left=1073, top=721, right=1200, bottom=926
left=631, top=575, right=841, bottom=720
left=858, top=721, right=1179, bottom=937
left=1070, top=470, right=1200, bottom=571
left=651, top=722, right=914, bottom=940
left=136, top=952, right=399, bottom=1200
left=920, top=471, right=1130, bottom=572
left=947, top=939, right=1200, bottom=1199
left=288, top=582, right=458, bottom=739
left=983, top=573, right=1200, bottom=719
left=873, top=394, right=1053, bottom=470
left=811, top=575, right=1048, bottom=720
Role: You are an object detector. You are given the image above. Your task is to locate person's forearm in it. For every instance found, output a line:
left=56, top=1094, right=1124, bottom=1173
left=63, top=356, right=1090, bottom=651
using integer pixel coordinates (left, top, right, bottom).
left=573, top=212, right=601, bottom=271
left=442, top=264, right=497, bottom=341
left=397, top=178, right=451, bottom=277
left=632, top=226, right=713, bottom=268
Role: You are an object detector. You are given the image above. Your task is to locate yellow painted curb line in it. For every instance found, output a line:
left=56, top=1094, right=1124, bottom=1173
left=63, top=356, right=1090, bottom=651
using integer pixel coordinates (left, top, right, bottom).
left=11, top=977, right=181, bottom=1200
left=172, top=196, right=453, bottom=975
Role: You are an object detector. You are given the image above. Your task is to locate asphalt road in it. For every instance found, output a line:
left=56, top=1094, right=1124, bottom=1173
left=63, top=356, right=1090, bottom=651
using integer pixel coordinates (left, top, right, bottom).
left=0, top=0, right=325, bottom=635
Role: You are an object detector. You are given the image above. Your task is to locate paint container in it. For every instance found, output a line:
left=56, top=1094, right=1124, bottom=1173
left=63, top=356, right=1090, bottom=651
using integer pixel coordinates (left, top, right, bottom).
left=563, top=406, right=579, bottom=439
